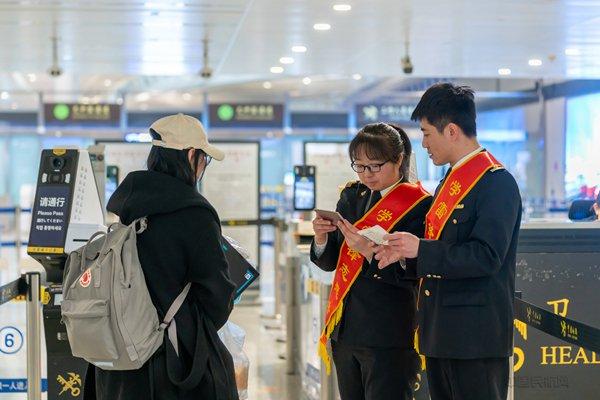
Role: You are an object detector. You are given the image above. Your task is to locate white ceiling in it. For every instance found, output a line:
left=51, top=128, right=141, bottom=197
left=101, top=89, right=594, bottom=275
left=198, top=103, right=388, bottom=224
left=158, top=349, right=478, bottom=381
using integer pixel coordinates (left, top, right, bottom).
left=1, top=0, right=600, bottom=105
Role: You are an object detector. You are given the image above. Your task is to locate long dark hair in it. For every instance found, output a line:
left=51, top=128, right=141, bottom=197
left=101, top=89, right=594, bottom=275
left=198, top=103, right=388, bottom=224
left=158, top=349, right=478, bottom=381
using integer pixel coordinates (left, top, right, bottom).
left=348, top=122, right=412, bottom=182
left=147, top=129, right=203, bottom=187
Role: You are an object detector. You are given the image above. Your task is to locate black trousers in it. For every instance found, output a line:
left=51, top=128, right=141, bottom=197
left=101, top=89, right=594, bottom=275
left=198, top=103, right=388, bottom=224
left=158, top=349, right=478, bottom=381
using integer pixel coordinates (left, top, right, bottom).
left=426, top=357, right=509, bottom=400
left=331, top=341, right=419, bottom=400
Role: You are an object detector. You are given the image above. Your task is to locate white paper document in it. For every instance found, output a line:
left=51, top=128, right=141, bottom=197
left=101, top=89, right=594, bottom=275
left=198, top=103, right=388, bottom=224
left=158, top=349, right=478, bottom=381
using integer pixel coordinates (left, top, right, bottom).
left=357, top=225, right=389, bottom=245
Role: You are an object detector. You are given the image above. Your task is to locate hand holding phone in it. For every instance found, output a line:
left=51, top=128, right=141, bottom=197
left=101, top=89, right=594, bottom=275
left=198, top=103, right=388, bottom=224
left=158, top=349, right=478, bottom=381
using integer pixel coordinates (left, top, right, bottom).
left=313, top=209, right=340, bottom=244
left=314, top=209, right=343, bottom=224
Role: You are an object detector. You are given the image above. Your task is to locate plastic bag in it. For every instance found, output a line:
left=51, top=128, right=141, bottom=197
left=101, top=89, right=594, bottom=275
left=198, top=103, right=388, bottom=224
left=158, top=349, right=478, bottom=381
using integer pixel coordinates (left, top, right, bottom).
left=218, top=321, right=249, bottom=400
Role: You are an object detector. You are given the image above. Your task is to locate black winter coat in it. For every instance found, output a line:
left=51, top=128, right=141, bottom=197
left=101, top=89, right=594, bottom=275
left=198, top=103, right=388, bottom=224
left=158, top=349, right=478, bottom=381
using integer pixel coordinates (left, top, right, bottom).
left=310, top=181, right=432, bottom=348
left=83, top=170, right=238, bottom=400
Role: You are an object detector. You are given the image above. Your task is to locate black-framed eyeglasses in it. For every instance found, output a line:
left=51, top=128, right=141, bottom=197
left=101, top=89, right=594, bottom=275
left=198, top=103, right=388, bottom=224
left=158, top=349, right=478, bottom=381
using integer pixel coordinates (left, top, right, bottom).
left=351, top=161, right=388, bottom=173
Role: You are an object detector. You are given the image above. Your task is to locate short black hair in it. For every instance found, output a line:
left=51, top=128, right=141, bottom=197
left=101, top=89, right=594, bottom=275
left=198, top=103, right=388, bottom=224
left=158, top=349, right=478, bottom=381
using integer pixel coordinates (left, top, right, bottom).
left=348, top=122, right=412, bottom=181
left=147, top=128, right=203, bottom=187
left=411, top=83, right=477, bottom=137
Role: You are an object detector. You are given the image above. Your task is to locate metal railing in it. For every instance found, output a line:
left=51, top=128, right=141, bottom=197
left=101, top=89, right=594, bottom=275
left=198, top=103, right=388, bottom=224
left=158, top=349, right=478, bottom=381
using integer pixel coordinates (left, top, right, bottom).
left=0, top=272, right=43, bottom=399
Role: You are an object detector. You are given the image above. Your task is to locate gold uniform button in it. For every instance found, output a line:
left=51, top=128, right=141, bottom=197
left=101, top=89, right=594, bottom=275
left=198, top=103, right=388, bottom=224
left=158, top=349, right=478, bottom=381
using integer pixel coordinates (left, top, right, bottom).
left=373, top=274, right=379, bottom=278
left=452, top=219, right=457, bottom=224
left=425, top=290, right=431, bottom=296
left=426, top=274, right=432, bottom=278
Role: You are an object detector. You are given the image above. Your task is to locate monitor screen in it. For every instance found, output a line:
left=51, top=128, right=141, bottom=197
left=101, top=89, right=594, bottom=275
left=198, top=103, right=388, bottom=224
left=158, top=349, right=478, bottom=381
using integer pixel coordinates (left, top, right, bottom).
left=293, top=165, right=316, bottom=211
left=294, top=176, right=316, bottom=210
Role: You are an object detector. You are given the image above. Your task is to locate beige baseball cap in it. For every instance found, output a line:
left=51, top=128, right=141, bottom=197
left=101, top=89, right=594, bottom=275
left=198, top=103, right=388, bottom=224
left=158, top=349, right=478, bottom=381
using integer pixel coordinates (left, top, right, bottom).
left=149, top=113, right=225, bottom=161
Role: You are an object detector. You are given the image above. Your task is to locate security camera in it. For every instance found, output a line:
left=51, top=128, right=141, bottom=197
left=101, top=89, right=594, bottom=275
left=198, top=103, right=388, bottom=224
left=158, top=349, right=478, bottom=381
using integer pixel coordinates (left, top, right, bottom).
left=199, top=35, right=213, bottom=79
left=199, top=66, right=213, bottom=79
left=401, top=55, right=414, bottom=74
left=48, top=65, right=63, bottom=77
left=48, top=35, right=63, bottom=77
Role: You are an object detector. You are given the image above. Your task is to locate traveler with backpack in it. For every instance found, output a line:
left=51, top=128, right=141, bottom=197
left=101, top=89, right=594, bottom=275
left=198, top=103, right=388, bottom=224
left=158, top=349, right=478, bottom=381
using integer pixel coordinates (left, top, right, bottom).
left=81, top=113, right=238, bottom=400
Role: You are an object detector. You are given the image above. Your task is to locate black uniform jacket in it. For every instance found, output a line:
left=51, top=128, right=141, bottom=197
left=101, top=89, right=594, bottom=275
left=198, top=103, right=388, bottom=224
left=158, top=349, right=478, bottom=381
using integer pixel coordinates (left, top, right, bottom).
left=416, top=166, right=522, bottom=359
left=310, top=181, right=432, bottom=348
left=84, top=170, right=238, bottom=400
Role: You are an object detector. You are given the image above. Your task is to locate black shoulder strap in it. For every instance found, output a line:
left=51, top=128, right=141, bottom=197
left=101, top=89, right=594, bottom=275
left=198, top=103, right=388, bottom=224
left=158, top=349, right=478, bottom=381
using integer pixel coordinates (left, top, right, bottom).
left=165, top=306, right=238, bottom=399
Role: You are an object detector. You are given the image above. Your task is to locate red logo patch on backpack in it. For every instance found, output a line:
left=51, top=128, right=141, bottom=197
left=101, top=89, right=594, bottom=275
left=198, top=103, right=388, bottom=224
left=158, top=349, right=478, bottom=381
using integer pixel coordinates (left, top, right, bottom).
left=79, top=269, right=92, bottom=288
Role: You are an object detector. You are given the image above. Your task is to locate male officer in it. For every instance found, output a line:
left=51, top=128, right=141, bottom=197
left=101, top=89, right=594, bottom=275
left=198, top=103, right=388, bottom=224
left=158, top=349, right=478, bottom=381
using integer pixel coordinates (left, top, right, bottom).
left=374, top=83, right=522, bottom=400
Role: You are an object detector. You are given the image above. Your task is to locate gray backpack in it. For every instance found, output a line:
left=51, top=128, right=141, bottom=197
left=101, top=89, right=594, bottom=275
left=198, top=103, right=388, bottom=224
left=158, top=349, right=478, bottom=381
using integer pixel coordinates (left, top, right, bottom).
left=61, top=217, right=190, bottom=370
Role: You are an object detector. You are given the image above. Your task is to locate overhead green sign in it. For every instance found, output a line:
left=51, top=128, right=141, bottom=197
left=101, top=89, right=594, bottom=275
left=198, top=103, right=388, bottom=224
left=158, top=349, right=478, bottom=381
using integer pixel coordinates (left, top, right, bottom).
left=217, top=104, right=235, bottom=121
left=44, top=102, right=121, bottom=128
left=209, top=103, right=284, bottom=128
left=52, top=104, right=70, bottom=121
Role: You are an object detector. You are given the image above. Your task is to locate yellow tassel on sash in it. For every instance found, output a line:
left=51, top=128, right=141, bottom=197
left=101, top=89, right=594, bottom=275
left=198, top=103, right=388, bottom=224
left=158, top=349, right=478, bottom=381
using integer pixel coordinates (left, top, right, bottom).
left=414, top=329, right=426, bottom=371
left=319, top=302, right=344, bottom=374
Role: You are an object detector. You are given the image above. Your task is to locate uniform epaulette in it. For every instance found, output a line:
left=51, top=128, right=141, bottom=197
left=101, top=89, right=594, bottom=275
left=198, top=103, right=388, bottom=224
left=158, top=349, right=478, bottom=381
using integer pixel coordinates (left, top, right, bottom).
left=491, top=165, right=505, bottom=172
left=345, top=180, right=360, bottom=188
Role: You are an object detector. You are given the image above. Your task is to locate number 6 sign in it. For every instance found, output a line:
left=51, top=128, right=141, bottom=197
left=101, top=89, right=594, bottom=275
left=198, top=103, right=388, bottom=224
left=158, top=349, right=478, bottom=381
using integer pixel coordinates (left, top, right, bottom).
left=0, top=326, right=24, bottom=354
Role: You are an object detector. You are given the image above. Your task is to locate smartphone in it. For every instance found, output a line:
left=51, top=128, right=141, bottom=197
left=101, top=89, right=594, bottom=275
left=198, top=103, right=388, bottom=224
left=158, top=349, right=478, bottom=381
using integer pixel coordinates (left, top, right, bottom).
left=314, top=209, right=343, bottom=224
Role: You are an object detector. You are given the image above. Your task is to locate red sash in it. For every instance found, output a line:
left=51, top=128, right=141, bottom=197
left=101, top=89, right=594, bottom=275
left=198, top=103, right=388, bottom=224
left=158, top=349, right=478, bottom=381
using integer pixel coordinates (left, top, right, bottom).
left=425, top=151, right=503, bottom=240
left=319, top=182, right=430, bottom=374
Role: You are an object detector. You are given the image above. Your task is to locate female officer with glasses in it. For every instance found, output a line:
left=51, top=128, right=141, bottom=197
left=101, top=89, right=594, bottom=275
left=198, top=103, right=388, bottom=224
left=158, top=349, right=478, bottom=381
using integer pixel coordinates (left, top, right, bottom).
left=310, top=123, right=432, bottom=400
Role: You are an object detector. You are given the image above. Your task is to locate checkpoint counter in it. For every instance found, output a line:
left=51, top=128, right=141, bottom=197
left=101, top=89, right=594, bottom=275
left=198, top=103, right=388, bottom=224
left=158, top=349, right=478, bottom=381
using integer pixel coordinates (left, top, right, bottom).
left=514, top=220, right=600, bottom=400
left=292, top=218, right=600, bottom=400
left=284, top=219, right=339, bottom=400
left=296, top=244, right=338, bottom=400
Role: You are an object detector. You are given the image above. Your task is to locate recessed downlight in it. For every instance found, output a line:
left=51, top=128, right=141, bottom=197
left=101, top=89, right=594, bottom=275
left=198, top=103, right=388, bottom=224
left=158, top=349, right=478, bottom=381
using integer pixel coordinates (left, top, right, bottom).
left=528, top=59, right=542, bottom=67
left=313, top=23, right=331, bottom=31
left=333, top=4, right=352, bottom=11
left=565, top=48, right=581, bottom=56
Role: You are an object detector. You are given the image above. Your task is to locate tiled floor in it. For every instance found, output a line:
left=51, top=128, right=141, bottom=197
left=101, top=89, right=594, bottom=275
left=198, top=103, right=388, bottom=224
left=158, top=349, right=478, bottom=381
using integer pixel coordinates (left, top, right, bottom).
left=229, top=304, right=304, bottom=400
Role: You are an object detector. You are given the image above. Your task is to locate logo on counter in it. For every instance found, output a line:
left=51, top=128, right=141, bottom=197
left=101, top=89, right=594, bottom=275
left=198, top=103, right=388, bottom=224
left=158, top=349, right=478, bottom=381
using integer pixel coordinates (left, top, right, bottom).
left=57, top=372, right=81, bottom=397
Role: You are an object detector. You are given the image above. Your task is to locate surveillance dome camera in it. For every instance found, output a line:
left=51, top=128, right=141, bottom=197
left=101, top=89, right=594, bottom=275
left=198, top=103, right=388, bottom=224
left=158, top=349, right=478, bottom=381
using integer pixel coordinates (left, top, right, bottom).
left=48, top=65, right=63, bottom=77
left=401, top=55, right=414, bottom=74
left=200, top=66, right=213, bottom=79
